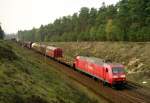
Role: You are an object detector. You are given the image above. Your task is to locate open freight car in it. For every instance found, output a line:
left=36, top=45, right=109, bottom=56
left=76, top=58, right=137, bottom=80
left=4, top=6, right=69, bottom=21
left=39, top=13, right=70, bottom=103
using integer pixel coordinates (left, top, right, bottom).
left=73, top=56, right=126, bottom=86
left=31, top=43, right=41, bottom=52
left=25, top=41, right=33, bottom=48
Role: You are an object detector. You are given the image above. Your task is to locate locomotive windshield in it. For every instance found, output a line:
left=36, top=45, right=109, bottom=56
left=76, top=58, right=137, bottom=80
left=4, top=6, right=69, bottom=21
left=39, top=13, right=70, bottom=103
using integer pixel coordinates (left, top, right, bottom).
left=112, top=67, right=124, bottom=73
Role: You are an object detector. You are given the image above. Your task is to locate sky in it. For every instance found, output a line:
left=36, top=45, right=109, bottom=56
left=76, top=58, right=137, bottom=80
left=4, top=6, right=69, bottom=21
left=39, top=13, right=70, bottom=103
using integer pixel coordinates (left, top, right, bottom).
left=0, top=0, right=119, bottom=34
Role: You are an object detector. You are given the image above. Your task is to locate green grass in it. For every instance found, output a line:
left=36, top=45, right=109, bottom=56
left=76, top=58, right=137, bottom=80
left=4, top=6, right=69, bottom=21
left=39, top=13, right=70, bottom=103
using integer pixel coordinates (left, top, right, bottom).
left=0, top=40, right=106, bottom=103
left=44, top=42, right=150, bottom=87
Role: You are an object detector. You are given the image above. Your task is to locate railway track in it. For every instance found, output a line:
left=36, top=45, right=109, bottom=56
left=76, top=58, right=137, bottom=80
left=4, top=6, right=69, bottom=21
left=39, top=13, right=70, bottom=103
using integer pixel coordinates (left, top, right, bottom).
left=45, top=56, right=150, bottom=103
left=23, top=45, right=150, bottom=103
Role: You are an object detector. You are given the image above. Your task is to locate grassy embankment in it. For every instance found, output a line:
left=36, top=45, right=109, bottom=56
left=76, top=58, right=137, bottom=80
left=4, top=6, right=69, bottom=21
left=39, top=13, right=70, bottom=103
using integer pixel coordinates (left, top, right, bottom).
left=45, top=42, right=150, bottom=87
left=0, top=40, right=107, bottom=103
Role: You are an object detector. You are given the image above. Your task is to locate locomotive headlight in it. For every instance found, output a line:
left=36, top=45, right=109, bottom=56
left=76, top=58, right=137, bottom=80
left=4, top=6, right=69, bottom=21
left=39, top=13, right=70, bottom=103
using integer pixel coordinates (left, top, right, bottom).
left=120, top=75, right=125, bottom=78
left=113, top=75, right=118, bottom=78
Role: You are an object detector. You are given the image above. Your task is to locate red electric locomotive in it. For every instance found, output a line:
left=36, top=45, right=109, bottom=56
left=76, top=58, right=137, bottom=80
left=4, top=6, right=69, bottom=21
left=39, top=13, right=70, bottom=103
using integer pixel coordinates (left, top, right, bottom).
left=73, top=56, right=126, bottom=86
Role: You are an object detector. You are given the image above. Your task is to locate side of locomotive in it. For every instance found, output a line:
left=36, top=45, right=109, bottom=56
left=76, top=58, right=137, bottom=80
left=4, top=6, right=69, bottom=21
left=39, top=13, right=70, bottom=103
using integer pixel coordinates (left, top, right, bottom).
left=74, top=56, right=126, bottom=86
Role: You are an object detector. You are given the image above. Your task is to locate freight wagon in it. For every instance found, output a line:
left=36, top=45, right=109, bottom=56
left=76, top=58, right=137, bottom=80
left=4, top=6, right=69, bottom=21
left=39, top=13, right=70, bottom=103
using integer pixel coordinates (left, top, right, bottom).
left=31, top=43, right=41, bottom=52
left=73, top=56, right=126, bottom=86
left=31, top=43, right=63, bottom=58
left=46, top=46, right=63, bottom=58
left=25, top=41, right=33, bottom=48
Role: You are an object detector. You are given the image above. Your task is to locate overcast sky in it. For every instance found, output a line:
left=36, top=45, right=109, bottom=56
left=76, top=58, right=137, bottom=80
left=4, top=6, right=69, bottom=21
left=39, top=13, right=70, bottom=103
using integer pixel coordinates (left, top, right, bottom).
left=0, top=0, right=119, bottom=34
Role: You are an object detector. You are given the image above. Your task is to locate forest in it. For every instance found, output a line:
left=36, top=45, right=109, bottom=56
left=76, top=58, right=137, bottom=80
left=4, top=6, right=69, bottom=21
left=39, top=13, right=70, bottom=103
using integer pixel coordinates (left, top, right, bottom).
left=18, top=0, right=150, bottom=42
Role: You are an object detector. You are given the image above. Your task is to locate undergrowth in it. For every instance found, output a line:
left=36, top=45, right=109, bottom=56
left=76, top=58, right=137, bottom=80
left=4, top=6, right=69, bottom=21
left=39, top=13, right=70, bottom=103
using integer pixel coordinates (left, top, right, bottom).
left=0, top=40, right=104, bottom=103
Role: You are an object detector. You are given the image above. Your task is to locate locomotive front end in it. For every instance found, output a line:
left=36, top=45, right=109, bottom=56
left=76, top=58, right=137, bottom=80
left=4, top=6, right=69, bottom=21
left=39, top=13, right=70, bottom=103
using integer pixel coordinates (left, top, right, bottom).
left=111, top=67, right=126, bottom=86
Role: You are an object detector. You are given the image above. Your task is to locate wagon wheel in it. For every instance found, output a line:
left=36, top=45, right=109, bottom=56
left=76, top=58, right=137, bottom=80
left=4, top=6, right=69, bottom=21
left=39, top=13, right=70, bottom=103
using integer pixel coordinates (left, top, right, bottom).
left=103, top=81, right=107, bottom=86
left=73, top=63, right=76, bottom=70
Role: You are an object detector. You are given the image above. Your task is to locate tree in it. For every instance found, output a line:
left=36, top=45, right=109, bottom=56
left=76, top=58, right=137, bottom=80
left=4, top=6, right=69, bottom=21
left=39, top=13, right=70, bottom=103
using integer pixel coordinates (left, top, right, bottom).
left=79, top=7, right=90, bottom=32
left=0, top=25, right=4, bottom=39
left=89, top=8, right=97, bottom=27
left=105, top=19, right=113, bottom=41
left=116, top=0, right=130, bottom=41
left=31, top=28, right=36, bottom=42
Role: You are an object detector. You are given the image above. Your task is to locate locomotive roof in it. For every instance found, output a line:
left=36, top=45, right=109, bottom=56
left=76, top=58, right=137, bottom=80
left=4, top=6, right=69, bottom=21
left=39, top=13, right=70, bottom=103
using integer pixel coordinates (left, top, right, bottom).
left=79, top=56, right=105, bottom=65
left=78, top=56, right=122, bottom=66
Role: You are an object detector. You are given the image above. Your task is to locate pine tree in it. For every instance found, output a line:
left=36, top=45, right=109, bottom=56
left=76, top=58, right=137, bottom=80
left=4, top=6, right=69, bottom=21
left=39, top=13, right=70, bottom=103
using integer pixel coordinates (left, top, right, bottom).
left=0, top=25, right=4, bottom=39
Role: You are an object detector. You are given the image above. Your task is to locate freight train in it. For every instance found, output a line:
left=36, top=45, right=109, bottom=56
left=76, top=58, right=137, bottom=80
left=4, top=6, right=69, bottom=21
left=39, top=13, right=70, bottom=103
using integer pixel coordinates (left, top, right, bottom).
left=23, top=41, right=126, bottom=87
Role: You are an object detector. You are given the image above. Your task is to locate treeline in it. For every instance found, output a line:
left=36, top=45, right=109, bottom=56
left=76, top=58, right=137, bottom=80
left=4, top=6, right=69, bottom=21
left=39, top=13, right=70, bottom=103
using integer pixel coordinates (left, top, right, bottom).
left=0, top=25, right=4, bottom=39
left=18, top=0, right=150, bottom=42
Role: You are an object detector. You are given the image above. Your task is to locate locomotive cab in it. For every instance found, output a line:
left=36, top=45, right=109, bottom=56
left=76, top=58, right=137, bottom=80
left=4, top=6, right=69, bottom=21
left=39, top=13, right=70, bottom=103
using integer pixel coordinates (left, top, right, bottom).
left=111, top=67, right=126, bottom=85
